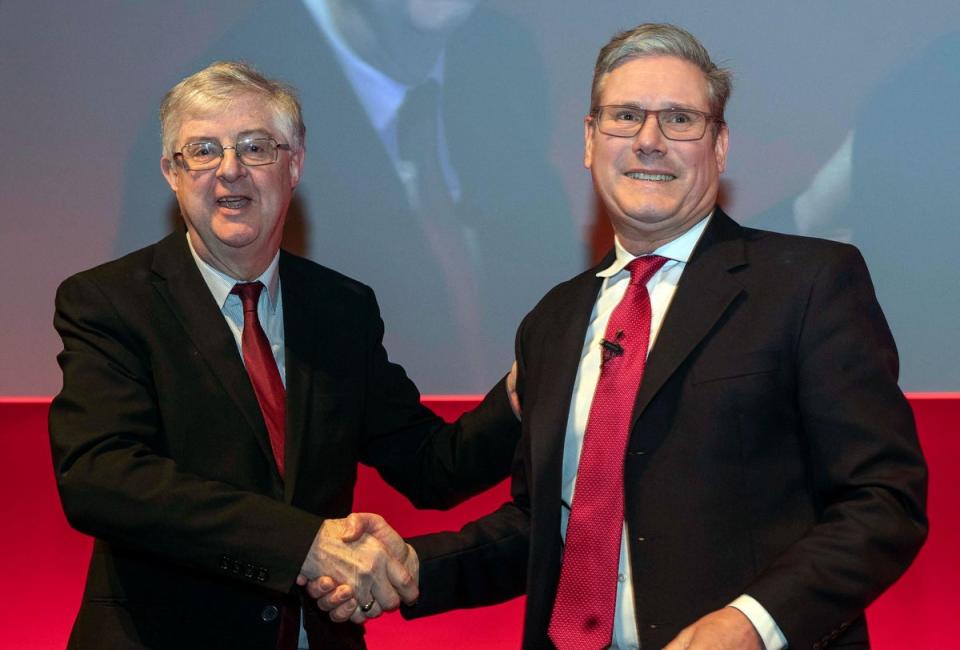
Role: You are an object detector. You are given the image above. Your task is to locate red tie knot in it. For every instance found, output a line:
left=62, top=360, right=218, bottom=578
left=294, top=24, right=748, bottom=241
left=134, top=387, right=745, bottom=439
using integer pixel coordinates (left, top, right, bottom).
left=231, top=282, right=264, bottom=313
left=627, top=255, right=668, bottom=287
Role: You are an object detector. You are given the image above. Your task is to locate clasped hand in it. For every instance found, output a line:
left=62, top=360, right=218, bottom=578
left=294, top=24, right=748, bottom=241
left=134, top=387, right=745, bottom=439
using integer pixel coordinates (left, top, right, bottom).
left=298, top=513, right=418, bottom=624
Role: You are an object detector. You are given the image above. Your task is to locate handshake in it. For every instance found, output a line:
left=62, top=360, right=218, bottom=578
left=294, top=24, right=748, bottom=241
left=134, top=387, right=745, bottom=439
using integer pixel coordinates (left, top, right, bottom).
left=297, top=513, right=418, bottom=624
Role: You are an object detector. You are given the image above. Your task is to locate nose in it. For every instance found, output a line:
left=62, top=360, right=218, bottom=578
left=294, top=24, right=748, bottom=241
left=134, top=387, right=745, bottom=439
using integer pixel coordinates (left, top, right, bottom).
left=633, top=113, right=667, bottom=157
left=215, top=147, right=247, bottom=182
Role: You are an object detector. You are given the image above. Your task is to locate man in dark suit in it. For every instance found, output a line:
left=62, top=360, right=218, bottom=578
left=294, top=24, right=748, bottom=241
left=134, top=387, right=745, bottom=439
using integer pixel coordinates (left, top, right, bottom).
left=49, top=61, right=518, bottom=649
left=116, top=0, right=580, bottom=393
left=313, top=23, right=928, bottom=649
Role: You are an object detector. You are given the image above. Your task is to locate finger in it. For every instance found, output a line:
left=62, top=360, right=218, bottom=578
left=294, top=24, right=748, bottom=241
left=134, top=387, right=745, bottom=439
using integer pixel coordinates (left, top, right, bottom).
left=314, top=583, right=354, bottom=609
left=304, top=575, right=338, bottom=598
left=341, top=513, right=368, bottom=543
left=370, top=578, right=401, bottom=613
left=357, top=514, right=407, bottom=560
left=296, top=574, right=307, bottom=587
left=404, top=543, right=419, bottom=583
left=329, top=598, right=358, bottom=623
left=350, top=599, right=381, bottom=623
left=383, top=556, right=418, bottom=606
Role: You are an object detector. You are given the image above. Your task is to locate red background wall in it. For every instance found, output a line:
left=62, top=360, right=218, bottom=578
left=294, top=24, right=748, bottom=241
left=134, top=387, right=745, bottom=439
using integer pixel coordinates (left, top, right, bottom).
left=1, top=395, right=956, bottom=649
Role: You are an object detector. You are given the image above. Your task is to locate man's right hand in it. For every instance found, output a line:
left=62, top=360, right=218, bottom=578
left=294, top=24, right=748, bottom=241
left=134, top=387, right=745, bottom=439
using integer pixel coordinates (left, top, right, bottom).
left=297, top=513, right=418, bottom=623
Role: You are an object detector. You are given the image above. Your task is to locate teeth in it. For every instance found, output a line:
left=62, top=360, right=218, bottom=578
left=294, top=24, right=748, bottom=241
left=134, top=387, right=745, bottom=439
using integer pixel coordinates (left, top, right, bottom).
left=217, top=197, right=248, bottom=209
left=627, top=172, right=675, bottom=181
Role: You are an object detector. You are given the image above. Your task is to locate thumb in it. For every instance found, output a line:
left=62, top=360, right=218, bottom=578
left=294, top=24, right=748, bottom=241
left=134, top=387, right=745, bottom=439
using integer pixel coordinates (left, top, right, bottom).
left=340, top=513, right=367, bottom=542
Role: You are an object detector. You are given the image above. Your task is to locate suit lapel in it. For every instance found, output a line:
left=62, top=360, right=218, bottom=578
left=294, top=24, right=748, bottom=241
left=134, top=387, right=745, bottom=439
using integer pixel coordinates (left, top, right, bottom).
left=149, top=232, right=281, bottom=486
left=278, top=254, right=319, bottom=503
left=529, top=259, right=608, bottom=496
left=631, top=210, right=748, bottom=426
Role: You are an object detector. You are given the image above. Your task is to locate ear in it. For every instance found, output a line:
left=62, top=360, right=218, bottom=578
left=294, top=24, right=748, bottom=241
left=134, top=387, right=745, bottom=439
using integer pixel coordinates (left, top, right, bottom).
left=713, top=123, right=729, bottom=174
left=288, top=147, right=305, bottom=189
left=160, top=155, right=180, bottom=192
left=583, top=116, right=595, bottom=169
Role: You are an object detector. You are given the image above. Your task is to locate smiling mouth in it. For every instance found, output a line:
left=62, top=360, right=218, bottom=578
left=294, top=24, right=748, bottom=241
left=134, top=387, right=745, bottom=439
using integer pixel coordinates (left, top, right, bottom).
left=625, top=172, right=676, bottom=182
left=216, top=196, right=251, bottom=209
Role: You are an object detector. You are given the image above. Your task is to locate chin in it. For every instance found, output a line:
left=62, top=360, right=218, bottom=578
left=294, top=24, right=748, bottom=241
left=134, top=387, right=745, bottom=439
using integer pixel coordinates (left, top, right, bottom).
left=622, top=203, right=679, bottom=225
left=213, top=225, right=260, bottom=249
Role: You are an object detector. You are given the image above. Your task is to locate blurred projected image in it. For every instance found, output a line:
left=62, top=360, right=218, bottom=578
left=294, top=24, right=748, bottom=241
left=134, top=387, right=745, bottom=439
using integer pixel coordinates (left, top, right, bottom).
left=762, top=34, right=959, bottom=389
left=118, top=0, right=581, bottom=392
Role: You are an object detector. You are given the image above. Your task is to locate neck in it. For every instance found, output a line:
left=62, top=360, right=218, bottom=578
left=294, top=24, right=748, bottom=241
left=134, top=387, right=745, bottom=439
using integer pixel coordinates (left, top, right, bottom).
left=615, top=231, right=680, bottom=257
left=614, top=210, right=713, bottom=257
left=188, top=232, right=274, bottom=282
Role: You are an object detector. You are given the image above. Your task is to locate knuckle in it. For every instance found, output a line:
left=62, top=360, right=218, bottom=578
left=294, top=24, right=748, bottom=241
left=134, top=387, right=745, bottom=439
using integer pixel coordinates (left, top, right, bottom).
left=383, top=594, right=401, bottom=610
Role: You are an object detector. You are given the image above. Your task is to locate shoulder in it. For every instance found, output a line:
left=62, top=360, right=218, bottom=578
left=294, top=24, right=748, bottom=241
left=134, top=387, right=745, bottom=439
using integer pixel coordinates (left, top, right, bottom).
left=516, top=262, right=604, bottom=338
left=56, top=238, right=165, bottom=307
left=720, top=218, right=871, bottom=287
left=278, top=249, right=379, bottom=309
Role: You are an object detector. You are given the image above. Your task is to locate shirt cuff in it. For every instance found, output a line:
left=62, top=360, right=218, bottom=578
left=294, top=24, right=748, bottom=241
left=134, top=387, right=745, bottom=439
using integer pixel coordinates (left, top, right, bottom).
left=728, top=594, right=788, bottom=650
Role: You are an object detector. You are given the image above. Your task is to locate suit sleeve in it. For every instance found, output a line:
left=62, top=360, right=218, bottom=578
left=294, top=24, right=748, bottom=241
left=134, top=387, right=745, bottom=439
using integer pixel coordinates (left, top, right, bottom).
left=399, top=313, right=535, bottom=617
left=743, top=246, right=928, bottom=648
left=356, top=285, right=521, bottom=510
left=49, top=274, right=323, bottom=595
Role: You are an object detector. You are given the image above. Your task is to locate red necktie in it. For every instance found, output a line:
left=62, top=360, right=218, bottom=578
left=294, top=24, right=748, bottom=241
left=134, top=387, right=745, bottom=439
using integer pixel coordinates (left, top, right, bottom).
left=232, top=282, right=286, bottom=480
left=548, top=255, right=668, bottom=649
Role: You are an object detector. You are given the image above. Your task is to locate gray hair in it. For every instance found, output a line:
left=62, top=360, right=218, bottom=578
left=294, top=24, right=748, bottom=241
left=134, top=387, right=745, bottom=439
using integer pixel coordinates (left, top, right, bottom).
left=159, top=61, right=305, bottom=158
left=590, top=23, right=732, bottom=122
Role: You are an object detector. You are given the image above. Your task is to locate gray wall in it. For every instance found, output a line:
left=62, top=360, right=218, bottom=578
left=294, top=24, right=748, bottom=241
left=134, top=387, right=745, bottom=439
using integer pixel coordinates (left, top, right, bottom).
left=3, top=1, right=957, bottom=394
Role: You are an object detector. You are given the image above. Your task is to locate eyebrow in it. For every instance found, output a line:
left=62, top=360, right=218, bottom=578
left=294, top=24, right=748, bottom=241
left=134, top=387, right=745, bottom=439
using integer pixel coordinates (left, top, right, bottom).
left=182, top=130, right=275, bottom=144
left=607, top=102, right=705, bottom=112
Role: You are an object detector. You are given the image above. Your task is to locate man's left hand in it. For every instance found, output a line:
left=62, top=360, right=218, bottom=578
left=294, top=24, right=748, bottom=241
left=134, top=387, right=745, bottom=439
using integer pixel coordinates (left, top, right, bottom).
left=663, top=607, right=763, bottom=650
left=506, top=361, right=521, bottom=420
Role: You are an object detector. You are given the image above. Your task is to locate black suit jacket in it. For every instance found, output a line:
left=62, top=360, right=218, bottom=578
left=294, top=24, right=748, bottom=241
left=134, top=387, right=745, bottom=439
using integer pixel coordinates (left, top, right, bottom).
left=49, top=231, right=519, bottom=649
left=407, top=210, right=928, bottom=649
left=116, top=0, right=580, bottom=392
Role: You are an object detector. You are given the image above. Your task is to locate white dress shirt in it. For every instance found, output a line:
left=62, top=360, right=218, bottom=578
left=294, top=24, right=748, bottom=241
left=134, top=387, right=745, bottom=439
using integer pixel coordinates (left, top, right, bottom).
left=559, top=216, right=786, bottom=650
left=186, top=234, right=285, bottom=385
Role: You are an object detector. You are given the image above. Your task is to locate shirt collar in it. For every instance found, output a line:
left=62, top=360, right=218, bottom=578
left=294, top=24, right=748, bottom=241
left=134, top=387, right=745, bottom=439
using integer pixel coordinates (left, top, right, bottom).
left=305, top=0, right=444, bottom=133
left=597, top=211, right=713, bottom=279
left=186, top=233, right=281, bottom=312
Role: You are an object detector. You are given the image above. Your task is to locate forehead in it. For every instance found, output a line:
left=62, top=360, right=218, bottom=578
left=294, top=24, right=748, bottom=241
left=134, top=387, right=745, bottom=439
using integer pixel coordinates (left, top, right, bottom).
left=599, top=55, right=710, bottom=110
left=175, top=93, right=283, bottom=142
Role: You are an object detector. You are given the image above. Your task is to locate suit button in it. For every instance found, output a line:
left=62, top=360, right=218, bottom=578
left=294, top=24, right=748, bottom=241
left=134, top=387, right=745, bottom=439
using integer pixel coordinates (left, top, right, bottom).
left=261, top=605, right=279, bottom=622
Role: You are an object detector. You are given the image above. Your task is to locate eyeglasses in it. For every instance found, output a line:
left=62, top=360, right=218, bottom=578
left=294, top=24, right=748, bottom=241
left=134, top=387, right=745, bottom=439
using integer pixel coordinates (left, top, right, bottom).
left=173, top=137, right=292, bottom=171
left=591, top=105, right=723, bottom=141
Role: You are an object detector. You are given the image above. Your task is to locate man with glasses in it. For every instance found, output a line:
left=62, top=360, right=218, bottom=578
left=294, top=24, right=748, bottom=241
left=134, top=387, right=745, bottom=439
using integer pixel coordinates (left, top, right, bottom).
left=316, top=22, right=928, bottom=650
left=49, top=61, right=518, bottom=649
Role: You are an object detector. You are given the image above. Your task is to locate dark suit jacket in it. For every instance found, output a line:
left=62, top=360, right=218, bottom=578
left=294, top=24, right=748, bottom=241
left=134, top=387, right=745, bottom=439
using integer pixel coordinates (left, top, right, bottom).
left=49, top=231, right=519, bottom=649
left=406, top=209, right=928, bottom=649
left=116, top=0, right=580, bottom=392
